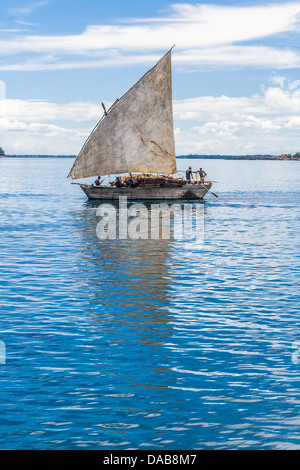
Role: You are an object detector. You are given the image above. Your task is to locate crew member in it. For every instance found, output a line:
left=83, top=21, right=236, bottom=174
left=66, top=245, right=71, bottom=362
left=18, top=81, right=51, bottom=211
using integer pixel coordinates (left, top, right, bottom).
left=94, top=176, right=102, bottom=186
left=115, top=176, right=123, bottom=187
left=199, top=168, right=207, bottom=182
left=186, top=166, right=193, bottom=181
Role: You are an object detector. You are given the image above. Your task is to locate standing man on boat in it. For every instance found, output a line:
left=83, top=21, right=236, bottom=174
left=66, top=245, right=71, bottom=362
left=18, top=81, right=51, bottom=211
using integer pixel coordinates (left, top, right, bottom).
left=186, top=166, right=193, bottom=181
left=199, top=167, right=207, bottom=182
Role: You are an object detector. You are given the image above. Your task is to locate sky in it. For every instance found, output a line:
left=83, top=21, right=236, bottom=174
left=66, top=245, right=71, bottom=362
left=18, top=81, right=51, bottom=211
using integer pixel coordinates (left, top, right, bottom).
left=0, top=0, right=300, bottom=156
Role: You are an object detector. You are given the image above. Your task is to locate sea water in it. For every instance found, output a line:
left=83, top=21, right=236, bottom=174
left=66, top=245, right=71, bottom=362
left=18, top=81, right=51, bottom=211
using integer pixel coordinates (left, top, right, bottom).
left=0, top=157, right=299, bottom=450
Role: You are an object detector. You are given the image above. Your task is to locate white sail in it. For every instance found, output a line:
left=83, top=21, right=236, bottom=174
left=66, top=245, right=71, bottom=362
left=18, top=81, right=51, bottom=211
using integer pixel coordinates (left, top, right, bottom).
left=69, top=50, right=177, bottom=179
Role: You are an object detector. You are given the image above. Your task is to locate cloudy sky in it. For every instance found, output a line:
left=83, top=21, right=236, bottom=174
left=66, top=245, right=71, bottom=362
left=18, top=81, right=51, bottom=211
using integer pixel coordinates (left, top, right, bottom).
left=0, top=0, right=300, bottom=155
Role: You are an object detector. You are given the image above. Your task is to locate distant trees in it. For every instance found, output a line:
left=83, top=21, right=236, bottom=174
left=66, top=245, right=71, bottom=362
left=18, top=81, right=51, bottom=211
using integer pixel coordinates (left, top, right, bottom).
left=0, top=147, right=5, bottom=156
left=278, top=152, right=300, bottom=159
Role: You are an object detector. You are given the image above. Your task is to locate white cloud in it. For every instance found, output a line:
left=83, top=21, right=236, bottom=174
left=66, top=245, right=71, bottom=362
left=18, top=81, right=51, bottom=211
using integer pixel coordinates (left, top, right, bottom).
left=1, top=44, right=299, bottom=71
left=174, top=84, right=300, bottom=122
left=264, top=87, right=300, bottom=113
left=290, top=80, right=300, bottom=90
left=14, top=19, right=38, bottom=27
left=173, top=95, right=260, bottom=122
left=0, top=99, right=102, bottom=122
left=270, top=75, right=286, bottom=88
left=0, top=116, right=75, bottom=134
left=0, top=98, right=98, bottom=154
left=1, top=79, right=300, bottom=155
left=9, top=1, right=50, bottom=17
left=0, top=2, right=300, bottom=70
left=245, top=115, right=281, bottom=130
left=285, top=117, right=300, bottom=128
left=174, top=118, right=299, bottom=154
left=1, top=3, right=299, bottom=155
left=0, top=29, right=28, bottom=33
left=0, top=116, right=88, bottom=154
left=175, top=46, right=300, bottom=69
left=0, top=81, right=5, bottom=100
left=172, top=82, right=300, bottom=154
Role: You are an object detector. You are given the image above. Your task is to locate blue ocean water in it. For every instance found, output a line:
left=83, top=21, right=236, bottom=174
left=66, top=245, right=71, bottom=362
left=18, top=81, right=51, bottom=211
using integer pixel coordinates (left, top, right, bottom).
left=0, top=157, right=299, bottom=450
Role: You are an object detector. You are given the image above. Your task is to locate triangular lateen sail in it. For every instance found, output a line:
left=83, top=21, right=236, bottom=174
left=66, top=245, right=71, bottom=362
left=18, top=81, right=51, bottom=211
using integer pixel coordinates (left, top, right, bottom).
left=69, top=50, right=177, bottom=179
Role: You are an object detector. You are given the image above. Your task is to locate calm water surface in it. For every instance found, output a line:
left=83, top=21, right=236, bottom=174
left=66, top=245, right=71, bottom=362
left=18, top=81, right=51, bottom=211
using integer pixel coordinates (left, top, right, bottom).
left=0, top=158, right=299, bottom=449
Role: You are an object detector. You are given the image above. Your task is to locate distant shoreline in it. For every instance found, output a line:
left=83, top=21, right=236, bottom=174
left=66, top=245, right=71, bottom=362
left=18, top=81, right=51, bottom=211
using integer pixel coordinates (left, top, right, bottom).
left=178, top=154, right=300, bottom=160
left=1, top=155, right=76, bottom=158
left=1, top=154, right=299, bottom=160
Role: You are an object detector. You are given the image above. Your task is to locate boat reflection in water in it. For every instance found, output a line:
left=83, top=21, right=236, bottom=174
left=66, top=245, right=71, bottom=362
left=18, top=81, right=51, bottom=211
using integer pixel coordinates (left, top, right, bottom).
left=71, top=198, right=204, bottom=370
left=69, top=199, right=210, bottom=448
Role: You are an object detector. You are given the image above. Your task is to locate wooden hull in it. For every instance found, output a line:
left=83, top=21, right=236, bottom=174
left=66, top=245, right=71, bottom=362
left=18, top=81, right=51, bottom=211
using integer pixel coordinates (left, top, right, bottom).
left=77, top=182, right=212, bottom=200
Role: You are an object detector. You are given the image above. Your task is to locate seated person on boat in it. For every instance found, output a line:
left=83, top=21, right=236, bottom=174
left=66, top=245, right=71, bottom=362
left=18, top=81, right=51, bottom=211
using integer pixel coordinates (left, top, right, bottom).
left=90, top=176, right=102, bottom=188
left=115, top=176, right=123, bottom=187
